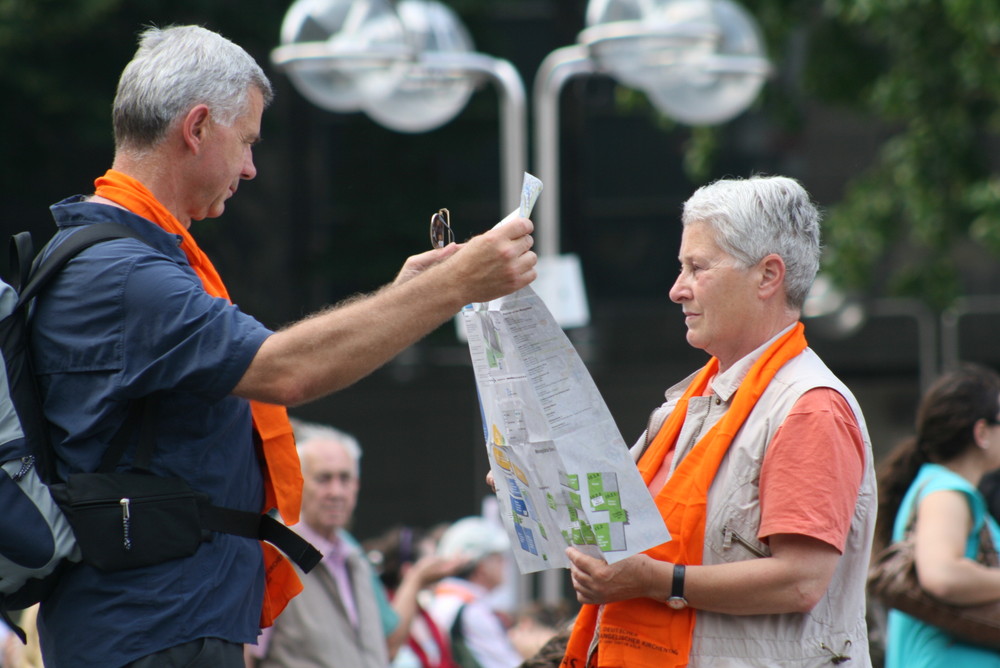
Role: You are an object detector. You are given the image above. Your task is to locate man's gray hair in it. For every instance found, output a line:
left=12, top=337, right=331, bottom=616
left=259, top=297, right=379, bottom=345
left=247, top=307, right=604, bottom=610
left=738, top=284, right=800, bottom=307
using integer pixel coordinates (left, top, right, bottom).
left=291, top=417, right=362, bottom=476
left=113, top=24, right=273, bottom=150
left=681, top=175, right=821, bottom=311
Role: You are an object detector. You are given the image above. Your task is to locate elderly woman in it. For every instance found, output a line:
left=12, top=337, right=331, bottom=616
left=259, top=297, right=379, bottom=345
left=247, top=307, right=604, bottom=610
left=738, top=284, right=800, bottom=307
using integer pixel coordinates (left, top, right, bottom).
left=876, top=365, right=1000, bottom=668
left=563, top=176, right=876, bottom=667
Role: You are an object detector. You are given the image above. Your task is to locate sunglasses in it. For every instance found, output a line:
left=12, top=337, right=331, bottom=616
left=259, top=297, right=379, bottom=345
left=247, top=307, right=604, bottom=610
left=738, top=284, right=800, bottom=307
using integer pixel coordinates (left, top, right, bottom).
left=429, top=208, right=454, bottom=249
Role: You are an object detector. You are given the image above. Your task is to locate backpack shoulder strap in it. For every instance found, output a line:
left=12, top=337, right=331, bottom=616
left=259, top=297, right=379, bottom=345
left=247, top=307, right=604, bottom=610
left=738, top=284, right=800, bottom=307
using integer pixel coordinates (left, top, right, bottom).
left=8, top=232, right=34, bottom=293
left=450, top=602, right=468, bottom=643
left=16, top=223, right=145, bottom=308
left=448, top=603, right=485, bottom=668
left=12, top=223, right=148, bottom=480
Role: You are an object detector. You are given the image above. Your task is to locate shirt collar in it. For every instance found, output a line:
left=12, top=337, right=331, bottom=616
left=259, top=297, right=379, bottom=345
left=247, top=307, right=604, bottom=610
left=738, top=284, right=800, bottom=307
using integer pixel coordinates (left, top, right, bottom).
left=50, top=196, right=187, bottom=262
left=709, top=323, right=799, bottom=402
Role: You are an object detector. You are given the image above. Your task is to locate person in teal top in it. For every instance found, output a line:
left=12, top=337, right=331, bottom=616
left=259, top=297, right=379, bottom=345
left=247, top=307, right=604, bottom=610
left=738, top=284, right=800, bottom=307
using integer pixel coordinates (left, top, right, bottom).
left=876, top=364, right=1000, bottom=668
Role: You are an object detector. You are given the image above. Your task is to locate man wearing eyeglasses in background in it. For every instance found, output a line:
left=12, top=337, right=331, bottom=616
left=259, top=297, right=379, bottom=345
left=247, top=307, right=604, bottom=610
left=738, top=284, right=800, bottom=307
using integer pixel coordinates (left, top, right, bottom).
left=29, top=24, right=535, bottom=668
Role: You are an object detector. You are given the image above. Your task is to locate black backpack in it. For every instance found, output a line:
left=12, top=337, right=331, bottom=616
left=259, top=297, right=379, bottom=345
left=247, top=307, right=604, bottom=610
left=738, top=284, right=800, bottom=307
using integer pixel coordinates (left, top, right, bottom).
left=0, top=223, right=145, bottom=638
left=0, top=223, right=320, bottom=642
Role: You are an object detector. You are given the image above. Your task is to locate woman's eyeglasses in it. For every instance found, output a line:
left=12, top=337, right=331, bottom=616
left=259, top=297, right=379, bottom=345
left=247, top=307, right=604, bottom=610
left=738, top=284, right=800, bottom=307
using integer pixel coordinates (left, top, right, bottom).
left=430, top=208, right=454, bottom=249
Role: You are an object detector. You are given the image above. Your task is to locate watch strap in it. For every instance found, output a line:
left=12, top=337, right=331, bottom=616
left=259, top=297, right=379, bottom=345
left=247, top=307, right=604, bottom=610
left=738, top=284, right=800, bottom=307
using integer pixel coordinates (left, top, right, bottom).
left=671, top=563, right=686, bottom=599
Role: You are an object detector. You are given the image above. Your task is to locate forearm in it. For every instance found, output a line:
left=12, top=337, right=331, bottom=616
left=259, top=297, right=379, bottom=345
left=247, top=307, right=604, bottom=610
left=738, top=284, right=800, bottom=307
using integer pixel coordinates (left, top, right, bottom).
left=385, top=573, right=426, bottom=658
left=570, top=536, right=839, bottom=616
left=624, top=557, right=818, bottom=615
left=680, top=557, right=833, bottom=615
left=234, top=220, right=536, bottom=406
left=234, top=270, right=466, bottom=405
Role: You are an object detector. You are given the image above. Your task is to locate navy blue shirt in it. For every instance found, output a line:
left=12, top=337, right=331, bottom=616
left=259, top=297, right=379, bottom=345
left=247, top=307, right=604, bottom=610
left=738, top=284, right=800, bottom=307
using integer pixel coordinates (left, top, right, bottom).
left=31, top=197, right=273, bottom=668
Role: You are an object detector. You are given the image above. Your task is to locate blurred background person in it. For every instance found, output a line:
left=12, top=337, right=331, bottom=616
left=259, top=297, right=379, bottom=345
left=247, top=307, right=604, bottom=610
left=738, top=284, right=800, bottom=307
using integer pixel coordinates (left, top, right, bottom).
left=249, top=420, right=392, bottom=667
left=506, top=603, right=572, bottom=667
left=979, top=466, right=1000, bottom=528
left=366, top=525, right=466, bottom=668
left=875, top=364, right=1000, bottom=668
left=249, top=421, right=464, bottom=668
left=515, top=623, right=573, bottom=668
left=428, top=517, right=523, bottom=668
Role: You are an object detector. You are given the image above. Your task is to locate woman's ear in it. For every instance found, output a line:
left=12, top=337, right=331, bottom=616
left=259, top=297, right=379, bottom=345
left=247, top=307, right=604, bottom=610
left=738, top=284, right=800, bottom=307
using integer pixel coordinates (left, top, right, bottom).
left=973, top=418, right=992, bottom=450
left=758, top=254, right=786, bottom=299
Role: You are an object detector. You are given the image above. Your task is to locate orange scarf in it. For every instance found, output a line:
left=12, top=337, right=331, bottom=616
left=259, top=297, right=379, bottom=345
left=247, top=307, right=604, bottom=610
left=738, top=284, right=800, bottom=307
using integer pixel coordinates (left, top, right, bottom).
left=94, top=169, right=304, bottom=627
left=563, top=323, right=807, bottom=668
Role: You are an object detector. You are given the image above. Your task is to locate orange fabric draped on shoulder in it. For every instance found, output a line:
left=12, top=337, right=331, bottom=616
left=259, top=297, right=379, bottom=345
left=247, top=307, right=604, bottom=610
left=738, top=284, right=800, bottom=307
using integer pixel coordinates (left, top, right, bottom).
left=93, top=169, right=303, bottom=627
left=562, top=323, right=807, bottom=668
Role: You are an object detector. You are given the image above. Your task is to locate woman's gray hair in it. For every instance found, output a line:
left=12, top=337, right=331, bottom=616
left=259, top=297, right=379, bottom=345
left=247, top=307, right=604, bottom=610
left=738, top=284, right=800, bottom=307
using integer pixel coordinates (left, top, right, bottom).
left=681, top=175, right=821, bottom=310
left=113, top=25, right=273, bottom=150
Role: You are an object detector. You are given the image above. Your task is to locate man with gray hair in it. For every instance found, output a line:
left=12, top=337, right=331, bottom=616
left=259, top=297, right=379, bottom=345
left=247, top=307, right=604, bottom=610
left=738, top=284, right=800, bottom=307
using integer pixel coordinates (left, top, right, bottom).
left=251, top=420, right=385, bottom=668
left=250, top=420, right=462, bottom=667
left=29, top=24, right=535, bottom=668
left=561, top=176, right=876, bottom=667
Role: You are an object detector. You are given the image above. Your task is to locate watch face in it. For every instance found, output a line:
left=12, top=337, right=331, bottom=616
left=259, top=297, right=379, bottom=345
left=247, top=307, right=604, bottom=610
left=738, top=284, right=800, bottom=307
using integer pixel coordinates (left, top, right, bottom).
left=667, top=597, right=687, bottom=610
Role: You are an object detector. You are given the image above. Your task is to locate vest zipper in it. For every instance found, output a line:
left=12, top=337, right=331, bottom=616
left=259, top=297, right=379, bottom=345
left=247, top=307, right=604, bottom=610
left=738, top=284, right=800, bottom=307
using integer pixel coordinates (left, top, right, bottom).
left=644, top=408, right=658, bottom=449
left=722, top=525, right=767, bottom=558
left=679, top=403, right=712, bottom=462
left=639, top=407, right=661, bottom=459
left=644, top=398, right=713, bottom=467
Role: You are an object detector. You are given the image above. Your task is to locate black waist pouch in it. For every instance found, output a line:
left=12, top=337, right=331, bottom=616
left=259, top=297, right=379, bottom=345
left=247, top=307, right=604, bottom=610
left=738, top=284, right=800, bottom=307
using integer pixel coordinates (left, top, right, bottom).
left=49, top=472, right=206, bottom=572
left=44, top=399, right=321, bottom=576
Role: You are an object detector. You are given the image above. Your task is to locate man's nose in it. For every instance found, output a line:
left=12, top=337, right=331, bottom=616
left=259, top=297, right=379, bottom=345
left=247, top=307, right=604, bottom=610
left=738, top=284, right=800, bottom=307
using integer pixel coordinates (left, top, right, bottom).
left=241, top=148, right=257, bottom=180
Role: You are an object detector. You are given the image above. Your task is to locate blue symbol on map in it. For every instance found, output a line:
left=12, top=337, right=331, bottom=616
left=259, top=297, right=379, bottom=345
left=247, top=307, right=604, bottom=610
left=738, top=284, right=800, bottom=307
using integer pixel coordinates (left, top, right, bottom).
left=510, top=494, right=529, bottom=517
left=515, top=523, right=538, bottom=555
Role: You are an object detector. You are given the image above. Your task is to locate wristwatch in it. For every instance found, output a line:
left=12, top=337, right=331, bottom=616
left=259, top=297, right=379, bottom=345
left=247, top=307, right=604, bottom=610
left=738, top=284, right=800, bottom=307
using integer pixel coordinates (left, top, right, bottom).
left=667, top=564, right=688, bottom=610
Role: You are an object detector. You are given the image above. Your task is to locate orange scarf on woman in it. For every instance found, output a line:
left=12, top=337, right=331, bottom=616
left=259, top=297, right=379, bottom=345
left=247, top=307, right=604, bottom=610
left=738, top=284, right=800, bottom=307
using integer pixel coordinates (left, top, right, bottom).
left=563, top=323, right=807, bottom=668
left=94, top=168, right=304, bottom=627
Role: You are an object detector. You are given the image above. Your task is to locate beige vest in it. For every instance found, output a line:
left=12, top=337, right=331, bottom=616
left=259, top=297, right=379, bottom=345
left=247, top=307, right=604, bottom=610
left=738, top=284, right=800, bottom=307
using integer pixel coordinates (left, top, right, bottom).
left=260, top=543, right=389, bottom=668
left=634, top=343, right=876, bottom=667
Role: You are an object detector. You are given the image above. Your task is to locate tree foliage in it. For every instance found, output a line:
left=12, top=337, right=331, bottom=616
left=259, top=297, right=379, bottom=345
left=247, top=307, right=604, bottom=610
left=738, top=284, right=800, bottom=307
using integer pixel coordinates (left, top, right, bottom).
left=822, top=0, right=1000, bottom=309
left=681, top=0, right=1000, bottom=309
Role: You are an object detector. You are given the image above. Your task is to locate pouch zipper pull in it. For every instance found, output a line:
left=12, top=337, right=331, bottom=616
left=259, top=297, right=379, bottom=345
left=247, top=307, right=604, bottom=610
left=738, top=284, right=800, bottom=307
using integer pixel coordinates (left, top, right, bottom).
left=12, top=455, right=35, bottom=482
left=120, top=498, right=132, bottom=551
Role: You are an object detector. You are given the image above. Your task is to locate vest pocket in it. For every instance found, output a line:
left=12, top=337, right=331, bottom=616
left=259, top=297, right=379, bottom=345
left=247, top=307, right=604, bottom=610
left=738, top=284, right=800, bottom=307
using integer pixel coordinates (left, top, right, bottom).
left=721, top=523, right=769, bottom=559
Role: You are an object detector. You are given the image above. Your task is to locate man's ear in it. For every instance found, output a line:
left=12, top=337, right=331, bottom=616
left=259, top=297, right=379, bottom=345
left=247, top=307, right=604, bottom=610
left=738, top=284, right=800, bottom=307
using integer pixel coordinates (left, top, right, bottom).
left=181, top=104, right=212, bottom=154
left=758, top=254, right=786, bottom=299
